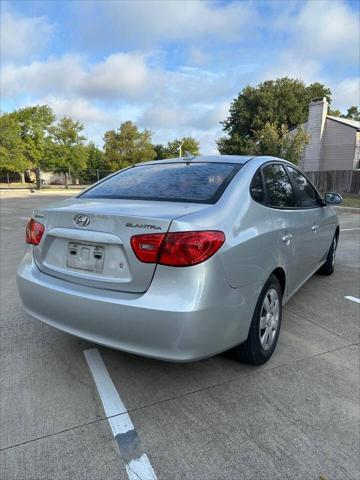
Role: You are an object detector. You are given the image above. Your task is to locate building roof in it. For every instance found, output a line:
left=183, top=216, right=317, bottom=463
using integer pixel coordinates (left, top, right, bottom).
left=290, top=115, right=360, bottom=133
left=327, top=116, right=360, bottom=131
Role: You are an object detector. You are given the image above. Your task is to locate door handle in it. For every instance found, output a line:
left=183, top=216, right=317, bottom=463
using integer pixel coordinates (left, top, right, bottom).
left=282, top=233, right=293, bottom=243
left=312, top=224, right=319, bottom=232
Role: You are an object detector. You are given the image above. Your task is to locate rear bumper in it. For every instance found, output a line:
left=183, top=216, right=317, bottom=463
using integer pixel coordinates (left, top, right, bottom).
left=17, top=249, right=260, bottom=361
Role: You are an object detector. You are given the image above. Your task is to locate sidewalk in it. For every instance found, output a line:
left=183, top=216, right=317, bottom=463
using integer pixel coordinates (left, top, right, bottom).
left=335, top=206, right=360, bottom=214
left=0, top=189, right=83, bottom=199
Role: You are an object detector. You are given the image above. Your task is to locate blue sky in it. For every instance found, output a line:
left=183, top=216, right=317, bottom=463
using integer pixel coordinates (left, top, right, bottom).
left=1, top=0, right=359, bottom=153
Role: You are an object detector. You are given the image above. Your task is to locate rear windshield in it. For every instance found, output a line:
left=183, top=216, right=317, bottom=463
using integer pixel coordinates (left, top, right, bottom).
left=80, top=162, right=241, bottom=204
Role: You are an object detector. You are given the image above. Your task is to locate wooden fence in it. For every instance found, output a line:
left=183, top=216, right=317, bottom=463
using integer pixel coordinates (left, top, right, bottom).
left=305, top=170, right=360, bottom=195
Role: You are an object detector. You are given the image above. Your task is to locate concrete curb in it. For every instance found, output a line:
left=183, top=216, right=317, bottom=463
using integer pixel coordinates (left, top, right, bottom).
left=334, top=206, right=360, bottom=214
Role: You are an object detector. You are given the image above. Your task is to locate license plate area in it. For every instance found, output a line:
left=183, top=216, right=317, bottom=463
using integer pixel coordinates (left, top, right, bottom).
left=67, top=242, right=105, bottom=273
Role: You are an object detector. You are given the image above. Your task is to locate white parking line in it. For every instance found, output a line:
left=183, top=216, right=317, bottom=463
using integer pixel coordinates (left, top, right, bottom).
left=84, top=348, right=157, bottom=480
left=345, top=296, right=360, bottom=304
left=341, top=228, right=360, bottom=231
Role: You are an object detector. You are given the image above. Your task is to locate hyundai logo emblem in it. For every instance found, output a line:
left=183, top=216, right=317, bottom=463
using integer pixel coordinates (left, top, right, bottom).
left=73, top=214, right=90, bottom=227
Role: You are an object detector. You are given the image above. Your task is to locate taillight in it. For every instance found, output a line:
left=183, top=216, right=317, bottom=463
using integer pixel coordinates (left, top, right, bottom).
left=130, top=233, right=166, bottom=263
left=26, top=218, right=45, bottom=246
left=131, top=231, right=225, bottom=267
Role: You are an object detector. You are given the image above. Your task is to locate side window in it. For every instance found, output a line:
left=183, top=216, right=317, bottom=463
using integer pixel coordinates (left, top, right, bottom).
left=262, top=164, right=297, bottom=208
left=286, top=166, right=319, bottom=208
left=250, top=170, right=264, bottom=203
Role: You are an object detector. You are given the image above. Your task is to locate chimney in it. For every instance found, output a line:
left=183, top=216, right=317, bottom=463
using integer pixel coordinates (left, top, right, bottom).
left=301, top=97, right=328, bottom=171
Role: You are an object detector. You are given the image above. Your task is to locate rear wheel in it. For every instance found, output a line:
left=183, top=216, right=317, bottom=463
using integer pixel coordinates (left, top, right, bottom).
left=318, top=234, right=337, bottom=275
left=232, top=275, right=282, bottom=365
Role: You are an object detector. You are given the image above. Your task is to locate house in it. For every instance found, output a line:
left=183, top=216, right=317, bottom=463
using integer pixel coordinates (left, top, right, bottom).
left=295, top=98, right=360, bottom=172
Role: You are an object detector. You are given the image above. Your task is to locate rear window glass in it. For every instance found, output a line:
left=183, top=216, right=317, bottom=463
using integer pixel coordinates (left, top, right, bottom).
left=80, top=162, right=241, bottom=204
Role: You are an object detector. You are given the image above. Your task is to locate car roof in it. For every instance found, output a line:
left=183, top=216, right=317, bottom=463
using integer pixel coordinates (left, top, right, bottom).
left=138, top=155, right=256, bottom=166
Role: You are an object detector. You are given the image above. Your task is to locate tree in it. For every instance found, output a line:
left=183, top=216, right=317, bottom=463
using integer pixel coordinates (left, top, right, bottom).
left=256, top=123, right=310, bottom=165
left=153, top=144, right=168, bottom=160
left=0, top=113, right=28, bottom=173
left=13, top=105, right=55, bottom=180
left=328, top=105, right=360, bottom=120
left=166, top=137, right=200, bottom=158
left=154, top=137, right=200, bottom=159
left=103, top=121, right=156, bottom=170
left=328, top=107, right=342, bottom=117
left=46, top=117, right=88, bottom=187
left=342, top=106, right=360, bottom=121
left=85, top=142, right=106, bottom=182
left=218, top=77, right=331, bottom=155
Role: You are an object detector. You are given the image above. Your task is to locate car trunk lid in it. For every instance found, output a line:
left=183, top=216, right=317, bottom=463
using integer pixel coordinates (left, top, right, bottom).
left=32, top=197, right=207, bottom=293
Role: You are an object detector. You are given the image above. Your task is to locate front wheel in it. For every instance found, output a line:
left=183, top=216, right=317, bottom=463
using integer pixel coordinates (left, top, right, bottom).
left=232, top=275, right=282, bottom=365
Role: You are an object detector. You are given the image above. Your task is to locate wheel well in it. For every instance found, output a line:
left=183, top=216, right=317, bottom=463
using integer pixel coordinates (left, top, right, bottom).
left=335, top=226, right=340, bottom=241
left=272, top=267, right=286, bottom=295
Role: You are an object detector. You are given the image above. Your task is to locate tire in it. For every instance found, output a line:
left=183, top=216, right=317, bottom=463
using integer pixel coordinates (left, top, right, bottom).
left=232, top=274, right=282, bottom=365
left=318, top=234, right=337, bottom=276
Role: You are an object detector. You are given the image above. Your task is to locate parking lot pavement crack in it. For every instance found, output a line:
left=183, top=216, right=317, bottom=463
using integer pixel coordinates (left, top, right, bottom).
left=1, top=341, right=357, bottom=453
left=260, top=391, right=296, bottom=426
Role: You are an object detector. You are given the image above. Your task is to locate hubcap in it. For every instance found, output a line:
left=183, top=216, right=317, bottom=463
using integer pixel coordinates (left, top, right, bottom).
left=259, top=288, right=280, bottom=351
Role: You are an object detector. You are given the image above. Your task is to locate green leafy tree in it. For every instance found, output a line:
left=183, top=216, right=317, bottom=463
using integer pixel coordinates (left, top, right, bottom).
left=0, top=113, right=28, bottom=173
left=328, top=107, right=342, bottom=117
left=153, top=144, right=169, bottom=160
left=154, top=137, right=200, bottom=159
left=218, top=77, right=331, bottom=154
left=46, top=117, right=88, bottom=187
left=217, top=134, right=257, bottom=157
left=87, top=142, right=105, bottom=171
left=83, top=142, right=106, bottom=182
left=165, top=137, right=200, bottom=158
left=342, top=106, right=360, bottom=121
left=103, top=121, right=156, bottom=170
left=13, top=105, right=55, bottom=173
left=328, top=105, right=360, bottom=120
left=256, top=123, right=310, bottom=165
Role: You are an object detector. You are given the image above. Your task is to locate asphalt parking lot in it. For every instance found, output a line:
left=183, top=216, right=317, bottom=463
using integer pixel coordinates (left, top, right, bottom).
left=1, top=192, right=359, bottom=480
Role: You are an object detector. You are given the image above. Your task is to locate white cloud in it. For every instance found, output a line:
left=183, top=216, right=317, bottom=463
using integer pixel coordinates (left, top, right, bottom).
left=81, top=53, right=158, bottom=100
left=1, top=55, right=84, bottom=97
left=38, top=96, right=110, bottom=124
left=138, top=105, right=189, bottom=129
left=262, top=0, right=359, bottom=95
left=264, top=52, right=323, bottom=85
left=0, top=10, right=54, bottom=62
left=1, top=53, right=157, bottom=101
left=331, top=77, right=360, bottom=110
left=77, top=1, right=257, bottom=49
left=293, top=0, right=359, bottom=63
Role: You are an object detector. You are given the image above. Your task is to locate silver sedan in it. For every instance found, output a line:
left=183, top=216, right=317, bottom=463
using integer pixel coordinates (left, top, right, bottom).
left=17, top=155, right=342, bottom=364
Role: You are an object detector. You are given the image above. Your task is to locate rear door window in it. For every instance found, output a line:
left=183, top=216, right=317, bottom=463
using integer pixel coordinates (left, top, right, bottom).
left=262, top=164, right=297, bottom=208
left=250, top=170, right=264, bottom=203
left=81, top=162, right=241, bottom=204
left=286, top=166, right=320, bottom=208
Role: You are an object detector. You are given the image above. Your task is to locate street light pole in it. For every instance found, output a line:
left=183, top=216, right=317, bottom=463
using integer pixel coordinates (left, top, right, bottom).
left=178, top=140, right=184, bottom=158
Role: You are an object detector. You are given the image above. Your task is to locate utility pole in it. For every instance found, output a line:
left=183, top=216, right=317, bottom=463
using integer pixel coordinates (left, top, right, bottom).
left=36, top=168, right=41, bottom=190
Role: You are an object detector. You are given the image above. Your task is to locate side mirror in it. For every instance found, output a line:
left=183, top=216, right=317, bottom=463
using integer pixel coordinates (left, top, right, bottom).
left=324, top=192, right=343, bottom=205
